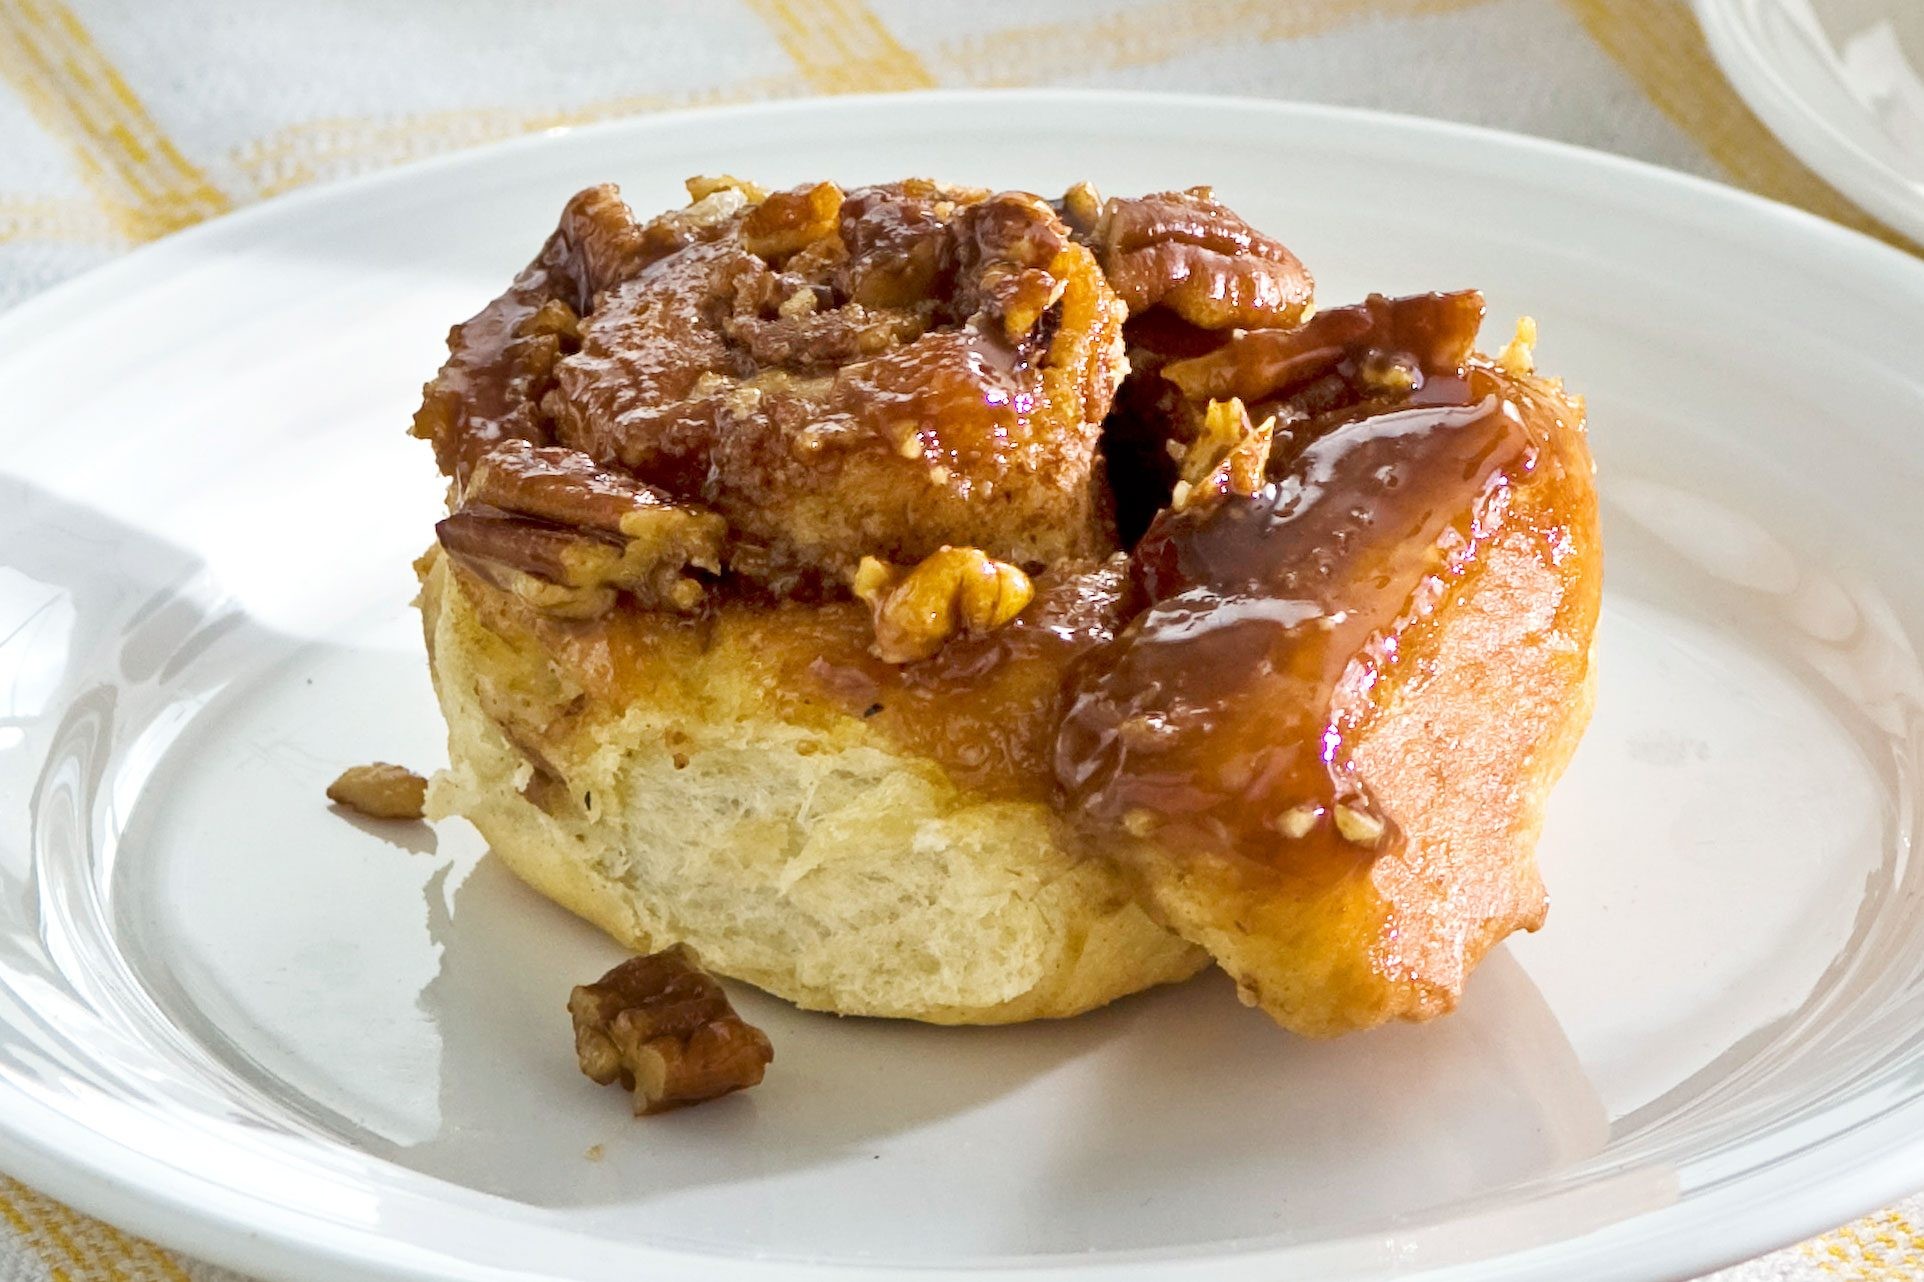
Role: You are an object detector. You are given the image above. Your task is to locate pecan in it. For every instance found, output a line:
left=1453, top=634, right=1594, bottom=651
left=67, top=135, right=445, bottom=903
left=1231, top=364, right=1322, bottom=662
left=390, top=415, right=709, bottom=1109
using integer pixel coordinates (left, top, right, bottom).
left=444, top=440, right=726, bottom=616
left=409, top=184, right=652, bottom=483
left=1091, top=187, right=1313, bottom=329
left=1057, top=181, right=1104, bottom=236
left=742, top=181, right=844, bottom=259
left=852, top=546, right=1035, bottom=664
left=1170, top=398, right=1274, bottom=511
left=834, top=180, right=965, bottom=309
left=952, top=192, right=1073, bottom=341
left=326, top=763, right=427, bottom=821
left=1160, top=291, right=1485, bottom=408
left=569, top=945, right=773, bottom=1116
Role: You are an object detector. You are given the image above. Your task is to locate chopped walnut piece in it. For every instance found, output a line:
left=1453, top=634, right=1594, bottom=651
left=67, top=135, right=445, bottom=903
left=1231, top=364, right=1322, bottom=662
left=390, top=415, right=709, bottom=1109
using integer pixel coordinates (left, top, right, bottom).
left=742, top=181, right=844, bottom=259
left=1090, top=187, right=1313, bottom=329
left=1172, top=399, right=1274, bottom=511
left=326, top=763, right=427, bottom=821
left=443, top=439, right=725, bottom=616
left=569, top=945, right=773, bottom=1116
left=853, top=546, right=1035, bottom=664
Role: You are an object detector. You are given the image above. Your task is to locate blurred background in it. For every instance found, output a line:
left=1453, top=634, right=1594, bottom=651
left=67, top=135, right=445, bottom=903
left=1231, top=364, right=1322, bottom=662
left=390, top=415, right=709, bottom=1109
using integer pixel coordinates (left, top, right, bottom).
left=0, top=0, right=1918, bottom=312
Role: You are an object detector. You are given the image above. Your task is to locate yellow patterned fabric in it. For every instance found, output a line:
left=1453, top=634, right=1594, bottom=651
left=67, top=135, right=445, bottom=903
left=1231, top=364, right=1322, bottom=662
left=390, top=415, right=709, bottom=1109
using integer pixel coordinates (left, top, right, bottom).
left=0, top=1, right=1916, bottom=1278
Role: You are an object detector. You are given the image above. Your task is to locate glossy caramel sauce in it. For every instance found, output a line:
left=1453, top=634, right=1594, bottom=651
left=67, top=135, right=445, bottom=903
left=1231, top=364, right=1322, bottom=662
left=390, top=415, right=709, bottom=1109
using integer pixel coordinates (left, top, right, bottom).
left=468, top=283, right=1591, bottom=884
left=412, top=186, right=649, bottom=483
left=507, top=560, right=1134, bottom=806
left=1056, top=366, right=1541, bottom=869
left=420, top=182, right=1596, bottom=891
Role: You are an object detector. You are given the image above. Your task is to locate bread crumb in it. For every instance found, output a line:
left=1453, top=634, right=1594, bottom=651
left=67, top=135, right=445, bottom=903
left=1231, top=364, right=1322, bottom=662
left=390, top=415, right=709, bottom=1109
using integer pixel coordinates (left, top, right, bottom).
left=584, top=1143, right=605, bottom=1162
left=1496, top=316, right=1538, bottom=376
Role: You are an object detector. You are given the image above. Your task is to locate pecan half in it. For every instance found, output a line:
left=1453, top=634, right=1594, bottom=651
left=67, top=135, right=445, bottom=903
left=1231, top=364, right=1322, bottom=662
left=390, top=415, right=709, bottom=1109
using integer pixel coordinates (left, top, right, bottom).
left=442, top=439, right=726, bottom=616
left=852, top=546, right=1035, bottom=664
left=1090, top=187, right=1313, bottom=329
left=569, top=945, right=773, bottom=1116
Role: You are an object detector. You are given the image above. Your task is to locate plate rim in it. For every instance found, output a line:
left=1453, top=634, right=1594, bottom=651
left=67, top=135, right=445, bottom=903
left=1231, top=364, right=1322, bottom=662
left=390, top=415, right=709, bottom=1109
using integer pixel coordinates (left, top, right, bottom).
left=1694, top=0, right=1924, bottom=245
left=4, top=86, right=1924, bottom=1282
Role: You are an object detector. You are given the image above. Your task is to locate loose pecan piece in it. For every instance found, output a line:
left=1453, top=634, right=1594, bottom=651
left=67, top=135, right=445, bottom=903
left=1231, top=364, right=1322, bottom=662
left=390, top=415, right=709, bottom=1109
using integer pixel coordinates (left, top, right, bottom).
left=852, top=546, right=1035, bottom=664
left=1090, top=186, right=1313, bottom=329
left=326, top=763, right=427, bottom=821
left=440, top=439, right=726, bottom=617
left=569, top=945, right=773, bottom=1116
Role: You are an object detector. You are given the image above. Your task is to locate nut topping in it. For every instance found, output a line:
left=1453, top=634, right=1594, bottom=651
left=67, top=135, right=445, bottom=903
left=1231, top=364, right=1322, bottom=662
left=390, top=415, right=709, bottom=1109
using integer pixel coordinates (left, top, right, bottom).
left=1160, top=291, right=1485, bottom=408
left=853, top=546, right=1035, bottom=664
left=742, top=181, right=844, bottom=259
left=1171, top=398, right=1274, bottom=511
left=685, top=173, right=769, bottom=204
left=1057, top=181, right=1104, bottom=236
left=326, top=763, right=427, bottom=821
left=1089, top=187, right=1313, bottom=329
left=569, top=944, right=773, bottom=1116
left=1274, top=803, right=1322, bottom=840
left=952, top=192, right=1074, bottom=341
left=441, top=439, right=726, bottom=617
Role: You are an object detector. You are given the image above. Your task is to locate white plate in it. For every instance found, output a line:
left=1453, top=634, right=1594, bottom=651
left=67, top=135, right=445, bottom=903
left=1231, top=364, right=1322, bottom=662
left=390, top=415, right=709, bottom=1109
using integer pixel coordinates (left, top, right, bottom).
left=0, top=90, right=1922, bottom=1282
left=1697, top=0, right=1924, bottom=242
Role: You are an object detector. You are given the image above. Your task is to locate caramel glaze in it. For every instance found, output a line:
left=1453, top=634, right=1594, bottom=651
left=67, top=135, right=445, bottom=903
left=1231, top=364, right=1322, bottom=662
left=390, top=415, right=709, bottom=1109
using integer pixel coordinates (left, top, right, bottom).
left=1053, top=288, right=1595, bottom=878
left=499, top=559, right=1134, bottom=806
left=473, top=290, right=1591, bottom=858
left=411, top=185, right=657, bottom=484
left=446, top=277, right=1590, bottom=897
left=1057, top=365, right=1542, bottom=871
